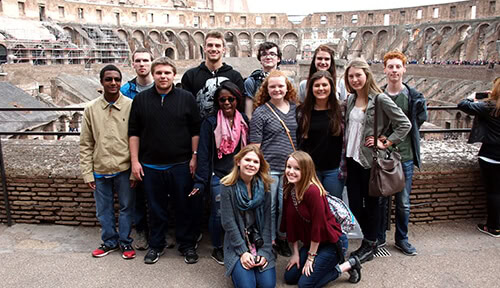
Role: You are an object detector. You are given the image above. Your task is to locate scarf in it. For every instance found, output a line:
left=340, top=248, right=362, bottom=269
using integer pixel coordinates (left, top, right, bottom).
left=214, top=109, right=248, bottom=159
left=234, top=177, right=266, bottom=231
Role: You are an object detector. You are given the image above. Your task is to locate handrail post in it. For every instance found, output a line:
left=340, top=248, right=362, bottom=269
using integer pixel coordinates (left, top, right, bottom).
left=0, top=139, right=13, bottom=226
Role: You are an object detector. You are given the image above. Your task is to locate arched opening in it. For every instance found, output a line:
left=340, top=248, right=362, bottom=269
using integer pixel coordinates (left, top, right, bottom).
left=133, top=30, right=145, bottom=47
left=268, top=32, right=279, bottom=44
left=165, top=47, right=175, bottom=59
left=424, top=27, right=435, bottom=41
left=458, top=25, right=470, bottom=41
left=117, top=29, right=128, bottom=42
left=149, top=31, right=161, bottom=43
left=224, top=32, right=237, bottom=57
left=0, top=44, right=7, bottom=64
left=282, top=44, right=297, bottom=61
left=362, top=31, right=374, bottom=42
left=441, top=26, right=452, bottom=37
left=165, top=30, right=175, bottom=42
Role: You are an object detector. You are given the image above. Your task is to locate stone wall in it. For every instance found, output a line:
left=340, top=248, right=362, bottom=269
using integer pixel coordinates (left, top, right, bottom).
left=0, top=139, right=486, bottom=226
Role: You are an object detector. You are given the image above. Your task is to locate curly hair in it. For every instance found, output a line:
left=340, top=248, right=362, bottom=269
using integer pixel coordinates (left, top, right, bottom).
left=253, top=70, right=298, bottom=111
left=383, top=50, right=407, bottom=67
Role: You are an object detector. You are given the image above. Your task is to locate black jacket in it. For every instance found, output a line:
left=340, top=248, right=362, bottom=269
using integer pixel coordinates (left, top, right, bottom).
left=458, top=99, right=500, bottom=161
left=193, top=114, right=249, bottom=195
left=128, top=86, right=201, bottom=164
left=181, top=62, right=244, bottom=118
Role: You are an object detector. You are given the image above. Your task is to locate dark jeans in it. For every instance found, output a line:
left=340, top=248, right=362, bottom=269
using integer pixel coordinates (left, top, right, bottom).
left=133, top=182, right=149, bottom=234
left=284, top=243, right=340, bottom=288
left=346, top=158, right=381, bottom=242
left=378, top=160, right=414, bottom=243
left=231, top=261, right=276, bottom=288
left=209, top=175, right=223, bottom=248
left=479, top=158, right=500, bottom=230
left=142, top=163, right=202, bottom=252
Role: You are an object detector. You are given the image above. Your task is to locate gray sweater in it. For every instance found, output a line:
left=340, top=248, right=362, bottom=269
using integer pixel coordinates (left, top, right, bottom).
left=221, top=183, right=275, bottom=277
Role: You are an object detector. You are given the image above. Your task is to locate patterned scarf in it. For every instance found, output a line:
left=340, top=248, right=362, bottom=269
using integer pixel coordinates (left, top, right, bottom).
left=214, top=110, right=248, bottom=159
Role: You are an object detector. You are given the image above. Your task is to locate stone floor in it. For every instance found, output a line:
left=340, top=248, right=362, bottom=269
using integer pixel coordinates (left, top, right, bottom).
left=0, top=219, right=499, bottom=288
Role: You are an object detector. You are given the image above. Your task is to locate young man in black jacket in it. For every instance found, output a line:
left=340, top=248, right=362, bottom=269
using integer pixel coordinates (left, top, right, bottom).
left=181, top=31, right=244, bottom=119
left=129, top=57, right=202, bottom=265
left=378, top=51, right=428, bottom=256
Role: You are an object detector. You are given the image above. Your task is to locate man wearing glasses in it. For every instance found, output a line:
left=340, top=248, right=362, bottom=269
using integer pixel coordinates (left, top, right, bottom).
left=243, top=42, right=282, bottom=118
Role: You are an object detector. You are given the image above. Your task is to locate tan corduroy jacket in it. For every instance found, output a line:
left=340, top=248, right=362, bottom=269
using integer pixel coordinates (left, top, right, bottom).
left=79, top=94, right=134, bottom=183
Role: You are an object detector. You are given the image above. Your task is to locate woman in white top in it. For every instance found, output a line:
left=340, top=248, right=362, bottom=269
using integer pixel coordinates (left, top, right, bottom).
left=343, top=58, right=411, bottom=264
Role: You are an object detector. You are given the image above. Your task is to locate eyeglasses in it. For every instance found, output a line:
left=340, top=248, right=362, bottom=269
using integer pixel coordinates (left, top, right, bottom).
left=261, top=52, right=278, bottom=58
left=218, top=97, right=236, bottom=103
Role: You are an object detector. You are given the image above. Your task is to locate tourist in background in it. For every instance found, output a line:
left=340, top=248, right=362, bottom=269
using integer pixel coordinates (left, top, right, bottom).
left=191, top=81, right=249, bottom=265
left=250, top=70, right=298, bottom=257
left=80, top=65, right=136, bottom=260
left=377, top=51, right=428, bottom=255
left=220, top=144, right=276, bottom=288
left=297, top=70, right=345, bottom=199
left=458, top=77, right=500, bottom=238
left=343, top=58, right=411, bottom=263
left=281, top=151, right=362, bottom=287
left=120, top=48, right=155, bottom=251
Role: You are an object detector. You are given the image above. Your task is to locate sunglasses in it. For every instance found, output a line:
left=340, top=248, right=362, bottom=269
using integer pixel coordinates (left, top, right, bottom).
left=218, top=97, right=236, bottom=103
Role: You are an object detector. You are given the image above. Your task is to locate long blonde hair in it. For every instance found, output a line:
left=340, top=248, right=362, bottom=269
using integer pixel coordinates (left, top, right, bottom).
left=220, top=144, right=273, bottom=192
left=283, top=151, right=326, bottom=202
left=344, top=58, right=383, bottom=96
left=253, top=70, right=298, bottom=111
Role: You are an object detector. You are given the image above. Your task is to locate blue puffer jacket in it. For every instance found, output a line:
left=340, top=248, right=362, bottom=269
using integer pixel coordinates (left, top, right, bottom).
left=120, top=78, right=138, bottom=99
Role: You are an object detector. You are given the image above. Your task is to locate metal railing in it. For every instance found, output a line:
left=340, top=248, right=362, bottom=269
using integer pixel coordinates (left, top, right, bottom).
left=0, top=105, right=470, bottom=226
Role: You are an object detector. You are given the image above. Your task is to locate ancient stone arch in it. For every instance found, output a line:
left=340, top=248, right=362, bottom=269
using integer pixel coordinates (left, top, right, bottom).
left=349, top=31, right=357, bottom=39
left=458, top=25, right=470, bottom=41
left=253, top=32, right=266, bottom=55
left=282, top=32, right=299, bottom=42
left=193, top=31, right=205, bottom=45
left=477, top=23, right=490, bottom=35
left=224, top=31, right=237, bottom=57
left=165, top=30, right=175, bottom=42
left=149, top=30, right=161, bottom=43
left=238, top=32, right=251, bottom=57
left=268, top=32, right=280, bottom=44
left=132, top=30, right=145, bottom=46
left=282, top=44, right=297, bottom=61
left=0, top=44, right=7, bottom=63
left=440, top=26, right=452, bottom=36
left=362, top=31, right=374, bottom=42
left=117, top=29, right=128, bottom=41
left=424, top=27, right=436, bottom=41
left=179, top=30, right=193, bottom=59
left=165, top=47, right=175, bottom=59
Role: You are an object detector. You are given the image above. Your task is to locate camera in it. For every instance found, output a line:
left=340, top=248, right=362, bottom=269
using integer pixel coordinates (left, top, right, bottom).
left=247, top=225, right=264, bottom=249
left=476, top=92, right=489, bottom=99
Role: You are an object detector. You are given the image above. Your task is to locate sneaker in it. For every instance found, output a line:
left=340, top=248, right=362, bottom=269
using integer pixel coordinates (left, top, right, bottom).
left=184, top=248, right=199, bottom=264
left=377, top=239, right=387, bottom=248
left=134, top=231, right=149, bottom=251
left=211, top=247, right=224, bottom=265
left=477, top=224, right=500, bottom=238
left=351, top=239, right=377, bottom=263
left=144, top=248, right=164, bottom=264
left=348, top=256, right=362, bottom=284
left=395, top=241, right=418, bottom=256
left=92, top=244, right=118, bottom=258
left=121, top=244, right=136, bottom=260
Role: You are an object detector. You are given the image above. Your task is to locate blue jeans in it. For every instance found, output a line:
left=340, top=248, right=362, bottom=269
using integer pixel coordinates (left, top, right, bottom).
left=284, top=243, right=340, bottom=288
left=94, top=170, right=134, bottom=247
left=270, top=172, right=284, bottom=240
left=232, top=261, right=276, bottom=288
left=142, top=163, right=202, bottom=252
left=209, top=175, right=223, bottom=248
left=378, top=160, right=414, bottom=243
left=316, top=168, right=345, bottom=199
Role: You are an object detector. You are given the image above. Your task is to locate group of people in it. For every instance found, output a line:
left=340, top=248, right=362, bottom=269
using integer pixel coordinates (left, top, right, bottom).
left=79, top=29, right=500, bottom=287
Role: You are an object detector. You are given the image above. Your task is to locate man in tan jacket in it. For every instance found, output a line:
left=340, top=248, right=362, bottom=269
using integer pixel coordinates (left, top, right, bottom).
left=80, top=65, right=136, bottom=260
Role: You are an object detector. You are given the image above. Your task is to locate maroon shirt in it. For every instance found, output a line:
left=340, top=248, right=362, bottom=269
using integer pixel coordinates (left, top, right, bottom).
left=281, top=184, right=342, bottom=246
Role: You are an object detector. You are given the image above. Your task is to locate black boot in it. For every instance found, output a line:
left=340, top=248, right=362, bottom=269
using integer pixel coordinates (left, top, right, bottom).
left=347, top=256, right=362, bottom=283
left=350, top=239, right=377, bottom=263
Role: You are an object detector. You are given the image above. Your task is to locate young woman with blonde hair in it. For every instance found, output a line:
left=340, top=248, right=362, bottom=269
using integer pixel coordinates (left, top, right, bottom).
left=220, top=144, right=276, bottom=287
left=343, top=58, right=411, bottom=262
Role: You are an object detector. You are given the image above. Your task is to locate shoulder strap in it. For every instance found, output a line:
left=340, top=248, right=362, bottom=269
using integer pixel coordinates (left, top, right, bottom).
left=290, top=188, right=310, bottom=223
left=265, top=103, right=296, bottom=151
left=373, top=94, right=379, bottom=156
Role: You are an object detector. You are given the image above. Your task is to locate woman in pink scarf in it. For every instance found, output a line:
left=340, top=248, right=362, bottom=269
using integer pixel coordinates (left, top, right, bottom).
left=191, top=81, right=249, bottom=265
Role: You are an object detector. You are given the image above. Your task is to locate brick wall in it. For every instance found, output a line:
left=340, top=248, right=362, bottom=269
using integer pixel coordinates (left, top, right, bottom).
left=0, top=139, right=486, bottom=226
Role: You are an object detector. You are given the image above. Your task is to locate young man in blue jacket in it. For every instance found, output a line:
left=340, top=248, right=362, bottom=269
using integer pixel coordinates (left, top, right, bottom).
left=378, top=51, right=428, bottom=256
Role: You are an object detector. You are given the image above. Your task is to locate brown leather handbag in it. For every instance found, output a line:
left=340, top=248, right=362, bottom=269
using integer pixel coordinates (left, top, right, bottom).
left=368, top=94, right=405, bottom=197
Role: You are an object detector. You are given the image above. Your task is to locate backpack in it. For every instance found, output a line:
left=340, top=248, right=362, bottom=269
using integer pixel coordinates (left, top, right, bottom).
left=325, top=194, right=357, bottom=234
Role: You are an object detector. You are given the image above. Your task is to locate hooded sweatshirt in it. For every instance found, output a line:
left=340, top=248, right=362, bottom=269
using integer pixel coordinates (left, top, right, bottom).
left=181, top=62, right=244, bottom=118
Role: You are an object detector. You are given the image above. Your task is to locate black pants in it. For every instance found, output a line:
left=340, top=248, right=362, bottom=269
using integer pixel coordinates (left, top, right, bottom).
left=346, top=158, right=381, bottom=242
left=479, top=158, right=500, bottom=230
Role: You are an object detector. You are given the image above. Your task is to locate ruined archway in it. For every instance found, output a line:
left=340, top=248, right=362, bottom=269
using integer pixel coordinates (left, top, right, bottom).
left=133, top=30, right=145, bottom=47
left=165, top=47, right=175, bottom=59
left=268, top=32, right=279, bottom=44
left=282, top=32, right=299, bottom=50
left=238, top=32, right=251, bottom=57
left=253, top=32, right=266, bottom=55
left=441, top=26, right=452, bottom=37
left=424, top=27, right=436, bottom=41
left=0, top=44, right=7, bottom=64
left=117, top=29, right=128, bottom=42
left=179, top=31, right=192, bottom=59
left=282, top=44, right=297, bottom=61
left=165, top=30, right=175, bottom=42
left=149, top=30, right=161, bottom=43
left=224, top=32, right=237, bottom=57
left=458, top=25, right=470, bottom=41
